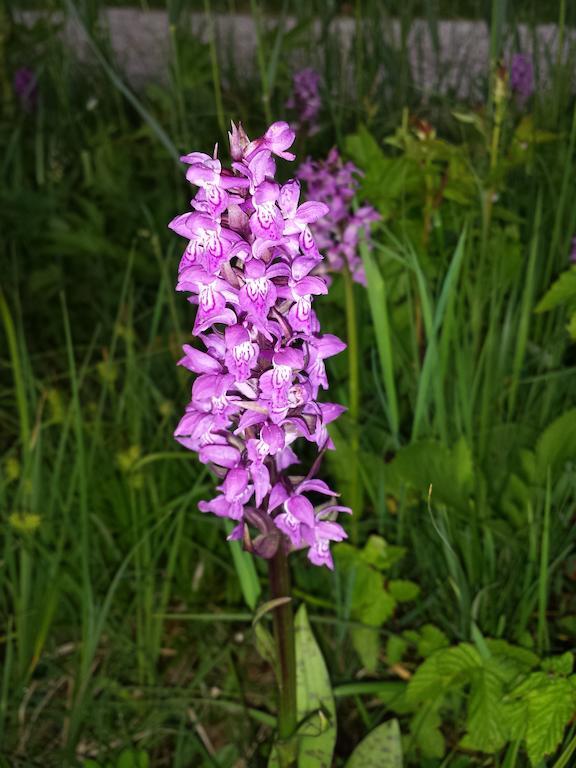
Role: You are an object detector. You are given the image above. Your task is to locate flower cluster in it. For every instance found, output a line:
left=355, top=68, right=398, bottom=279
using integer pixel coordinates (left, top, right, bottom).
left=297, top=148, right=380, bottom=285
left=286, top=68, right=322, bottom=137
left=170, top=121, right=350, bottom=569
left=510, top=53, right=534, bottom=103
left=13, top=66, right=38, bottom=112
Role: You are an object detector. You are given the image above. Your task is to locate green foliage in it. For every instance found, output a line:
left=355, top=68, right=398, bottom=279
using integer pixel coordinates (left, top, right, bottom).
left=405, top=642, right=576, bottom=765
left=335, top=537, right=419, bottom=672
left=536, top=267, right=576, bottom=339
left=386, top=437, right=474, bottom=511
left=345, top=719, right=403, bottom=768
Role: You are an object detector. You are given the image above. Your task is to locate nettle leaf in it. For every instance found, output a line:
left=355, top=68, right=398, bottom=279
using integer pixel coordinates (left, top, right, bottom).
left=294, top=605, right=336, bottom=768
left=505, top=671, right=576, bottom=766
left=345, top=719, right=403, bottom=768
left=541, top=652, right=574, bottom=677
left=460, top=664, right=508, bottom=753
left=484, top=640, right=540, bottom=671
left=416, top=625, right=450, bottom=658
left=408, top=644, right=481, bottom=703
left=391, top=437, right=474, bottom=511
left=523, top=677, right=576, bottom=766
left=535, top=268, right=576, bottom=313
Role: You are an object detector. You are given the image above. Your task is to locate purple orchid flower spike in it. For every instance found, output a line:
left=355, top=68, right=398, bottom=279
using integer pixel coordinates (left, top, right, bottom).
left=297, top=148, right=380, bottom=285
left=169, top=121, right=350, bottom=569
left=13, top=66, right=38, bottom=111
left=286, top=68, right=322, bottom=137
left=510, top=53, right=534, bottom=104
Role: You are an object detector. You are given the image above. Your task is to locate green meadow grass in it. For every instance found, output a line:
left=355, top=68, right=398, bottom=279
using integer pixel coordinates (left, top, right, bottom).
left=1, top=1, right=575, bottom=765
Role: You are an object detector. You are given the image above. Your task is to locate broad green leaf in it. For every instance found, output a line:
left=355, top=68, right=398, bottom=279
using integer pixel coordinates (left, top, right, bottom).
left=535, top=409, right=576, bottom=481
left=295, top=605, right=336, bottom=768
left=535, top=268, right=576, bottom=313
left=388, top=579, right=420, bottom=602
left=345, top=719, right=403, bottom=768
left=391, top=437, right=473, bottom=511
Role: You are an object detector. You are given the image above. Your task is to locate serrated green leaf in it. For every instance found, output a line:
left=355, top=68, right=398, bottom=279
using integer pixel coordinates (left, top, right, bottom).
left=485, top=639, right=540, bottom=670
left=388, top=579, right=420, bottom=602
left=460, top=666, right=508, bottom=753
left=408, top=644, right=481, bottom=703
left=345, top=719, right=403, bottom=768
left=524, top=678, right=575, bottom=766
left=535, top=268, right=576, bottom=313
left=417, top=625, right=450, bottom=658
left=541, top=653, right=574, bottom=677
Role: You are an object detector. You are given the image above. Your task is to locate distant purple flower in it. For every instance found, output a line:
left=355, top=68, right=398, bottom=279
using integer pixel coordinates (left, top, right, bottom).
left=13, top=67, right=38, bottom=111
left=570, top=236, right=576, bottom=263
left=286, top=68, right=322, bottom=137
left=297, top=148, right=380, bottom=285
left=510, top=54, right=534, bottom=103
left=170, top=121, right=350, bottom=569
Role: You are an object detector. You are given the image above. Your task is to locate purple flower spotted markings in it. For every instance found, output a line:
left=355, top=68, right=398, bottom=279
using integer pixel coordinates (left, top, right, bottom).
left=170, top=121, right=350, bottom=569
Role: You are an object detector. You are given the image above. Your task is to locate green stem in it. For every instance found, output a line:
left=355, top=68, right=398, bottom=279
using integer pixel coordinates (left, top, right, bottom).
left=343, top=266, right=362, bottom=542
left=268, top=547, right=297, bottom=748
left=0, top=287, right=30, bottom=451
